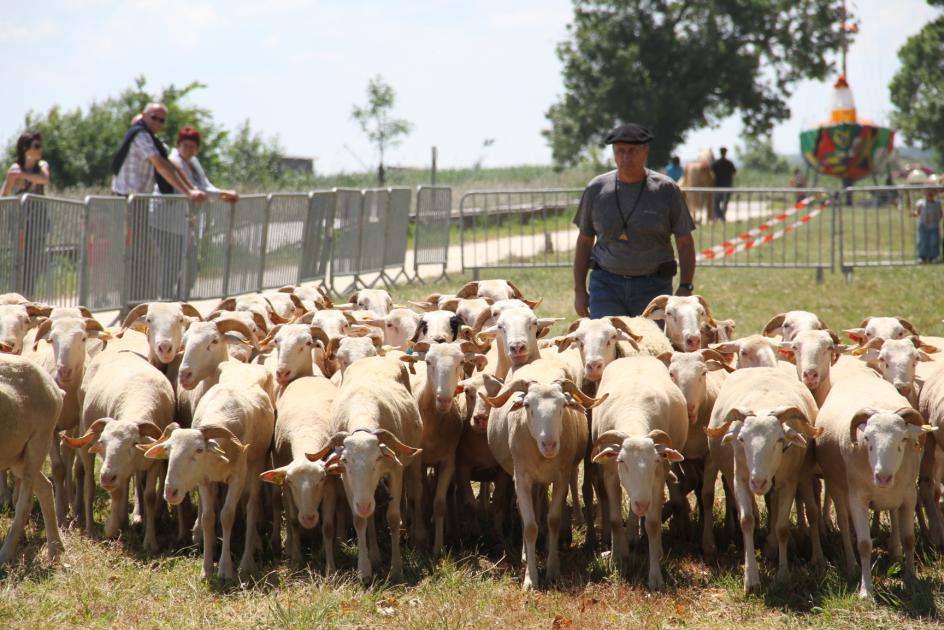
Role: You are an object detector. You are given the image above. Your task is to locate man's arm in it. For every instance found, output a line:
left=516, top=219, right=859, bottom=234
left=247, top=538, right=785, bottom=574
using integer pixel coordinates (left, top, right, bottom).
left=675, top=233, right=695, bottom=297
left=148, top=155, right=205, bottom=202
left=573, top=233, right=594, bottom=317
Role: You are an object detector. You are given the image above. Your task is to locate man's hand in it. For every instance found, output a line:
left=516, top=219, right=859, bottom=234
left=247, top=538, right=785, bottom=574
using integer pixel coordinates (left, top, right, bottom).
left=188, top=189, right=207, bottom=203
left=574, top=289, right=590, bottom=317
left=675, top=285, right=692, bottom=297
left=220, top=190, right=239, bottom=203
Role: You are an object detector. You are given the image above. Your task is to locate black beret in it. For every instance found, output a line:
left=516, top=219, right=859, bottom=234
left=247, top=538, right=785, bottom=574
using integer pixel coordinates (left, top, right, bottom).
left=604, top=123, right=653, bottom=145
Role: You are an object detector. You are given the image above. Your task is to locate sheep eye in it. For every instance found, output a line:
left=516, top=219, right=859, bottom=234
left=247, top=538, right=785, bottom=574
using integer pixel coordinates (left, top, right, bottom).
left=212, top=338, right=219, bottom=345
left=196, top=447, right=204, bottom=454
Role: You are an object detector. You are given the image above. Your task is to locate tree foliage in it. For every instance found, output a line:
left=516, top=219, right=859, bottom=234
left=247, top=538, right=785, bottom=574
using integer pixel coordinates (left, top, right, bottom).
left=5, top=77, right=289, bottom=191
left=351, top=75, right=413, bottom=185
left=737, top=134, right=792, bottom=174
left=889, top=9, right=944, bottom=165
left=545, top=0, right=848, bottom=167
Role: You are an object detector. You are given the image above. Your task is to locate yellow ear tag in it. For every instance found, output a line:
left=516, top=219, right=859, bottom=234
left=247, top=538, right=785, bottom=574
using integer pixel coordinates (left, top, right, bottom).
left=131, top=322, right=148, bottom=334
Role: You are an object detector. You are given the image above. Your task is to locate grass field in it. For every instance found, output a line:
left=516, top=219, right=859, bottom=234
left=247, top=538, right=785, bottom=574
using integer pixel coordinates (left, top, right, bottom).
left=2, top=265, right=944, bottom=629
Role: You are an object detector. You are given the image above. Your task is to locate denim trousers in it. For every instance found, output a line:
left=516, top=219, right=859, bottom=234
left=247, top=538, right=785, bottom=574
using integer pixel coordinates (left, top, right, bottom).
left=917, top=223, right=940, bottom=261
left=588, top=268, right=673, bottom=318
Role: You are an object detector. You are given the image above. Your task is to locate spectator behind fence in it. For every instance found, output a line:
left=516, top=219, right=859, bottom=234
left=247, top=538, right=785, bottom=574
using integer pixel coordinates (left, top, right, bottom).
left=788, top=168, right=808, bottom=203
left=168, top=127, right=239, bottom=296
left=913, top=186, right=942, bottom=264
left=2, top=131, right=51, bottom=297
left=665, top=155, right=683, bottom=182
left=710, top=147, right=736, bottom=221
left=111, top=103, right=206, bottom=301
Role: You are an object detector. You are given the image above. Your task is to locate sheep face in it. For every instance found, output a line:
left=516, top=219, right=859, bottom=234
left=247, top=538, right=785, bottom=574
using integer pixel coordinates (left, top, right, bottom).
left=595, top=436, right=683, bottom=516
left=462, top=373, right=501, bottom=432
left=272, top=324, right=318, bottom=385
left=335, top=337, right=378, bottom=376
left=413, top=310, right=462, bottom=345
left=666, top=351, right=725, bottom=423
left=261, top=460, right=328, bottom=529
left=93, top=421, right=153, bottom=491
left=0, top=304, right=32, bottom=354
left=861, top=338, right=932, bottom=397
left=844, top=316, right=912, bottom=346
left=145, top=302, right=194, bottom=364
left=854, top=411, right=931, bottom=488
left=48, top=318, right=91, bottom=385
left=310, top=310, right=353, bottom=340
left=372, top=308, right=420, bottom=348
left=713, top=335, right=779, bottom=369
left=422, top=343, right=468, bottom=414
left=482, top=307, right=557, bottom=369
left=516, top=383, right=571, bottom=459
left=563, top=319, right=633, bottom=383
left=645, top=295, right=711, bottom=351
left=337, top=433, right=396, bottom=518
left=178, top=322, right=229, bottom=390
left=150, top=429, right=233, bottom=504
left=779, top=330, right=847, bottom=390
left=350, top=289, right=394, bottom=318
left=724, top=414, right=806, bottom=496
left=453, top=298, right=492, bottom=329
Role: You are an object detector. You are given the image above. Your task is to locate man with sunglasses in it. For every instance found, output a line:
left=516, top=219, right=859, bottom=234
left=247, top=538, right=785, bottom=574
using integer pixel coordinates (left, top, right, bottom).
left=573, top=123, right=696, bottom=319
left=112, top=103, right=206, bottom=301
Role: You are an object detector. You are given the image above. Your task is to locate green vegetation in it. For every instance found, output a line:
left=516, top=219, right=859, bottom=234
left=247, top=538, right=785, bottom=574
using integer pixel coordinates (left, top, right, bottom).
left=351, top=76, right=413, bottom=187
left=890, top=2, right=944, bottom=164
left=544, top=0, right=847, bottom=166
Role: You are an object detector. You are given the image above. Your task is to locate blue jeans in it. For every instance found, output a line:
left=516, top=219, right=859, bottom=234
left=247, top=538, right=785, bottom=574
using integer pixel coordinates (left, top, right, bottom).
left=588, top=268, right=673, bottom=318
left=917, top=223, right=940, bottom=261
left=713, top=190, right=731, bottom=221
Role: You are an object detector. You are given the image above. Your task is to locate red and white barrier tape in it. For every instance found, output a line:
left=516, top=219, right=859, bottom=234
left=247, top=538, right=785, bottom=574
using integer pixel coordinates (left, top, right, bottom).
left=697, top=195, right=828, bottom=261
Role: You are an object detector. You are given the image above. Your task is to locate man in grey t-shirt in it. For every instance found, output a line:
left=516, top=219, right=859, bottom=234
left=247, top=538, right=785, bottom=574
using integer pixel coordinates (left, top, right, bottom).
left=573, top=123, right=696, bottom=318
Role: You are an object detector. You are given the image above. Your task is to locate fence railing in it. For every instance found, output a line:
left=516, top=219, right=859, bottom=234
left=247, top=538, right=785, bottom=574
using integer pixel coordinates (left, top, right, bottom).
left=1, top=186, right=448, bottom=312
left=2, top=183, right=940, bottom=311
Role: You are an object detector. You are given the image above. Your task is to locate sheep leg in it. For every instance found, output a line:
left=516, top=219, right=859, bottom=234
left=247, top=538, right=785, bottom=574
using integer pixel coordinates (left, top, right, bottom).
left=602, top=464, right=628, bottom=565
left=888, top=508, right=902, bottom=560
left=387, top=469, right=405, bottom=582
left=513, top=469, right=539, bottom=591
left=142, top=466, right=160, bottom=552
left=799, top=479, right=824, bottom=567
left=454, top=460, right=478, bottom=537
left=198, top=482, right=217, bottom=581
left=70, top=458, right=83, bottom=527
left=0, top=470, right=11, bottom=510
left=568, top=468, right=583, bottom=528
left=898, top=497, right=918, bottom=584
left=268, top=484, right=283, bottom=558
left=645, top=479, right=666, bottom=590
left=321, top=480, right=337, bottom=574
left=34, top=470, right=63, bottom=561
left=582, top=449, right=597, bottom=550
left=131, top=471, right=145, bottom=526
left=732, top=469, right=760, bottom=593
left=104, top=482, right=127, bottom=540
left=283, top=490, right=301, bottom=566
left=353, top=514, right=372, bottom=582
left=406, top=462, right=426, bottom=547
left=49, top=441, right=68, bottom=527
left=238, top=474, right=261, bottom=575
left=700, top=452, right=719, bottom=556
left=774, top=479, right=797, bottom=582
left=545, top=474, right=568, bottom=583
left=218, top=474, right=245, bottom=581
left=0, top=473, right=34, bottom=564
left=367, top=512, right=381, bottom=569
left=79, top=449, right=97, bottom=536
left=827, top=483, right=857, bottom=574
left=848, top=492, right=874, bottom=600
left=62, top=443, right=75, bottom=526
left=432, top=457, right=454, bottom=555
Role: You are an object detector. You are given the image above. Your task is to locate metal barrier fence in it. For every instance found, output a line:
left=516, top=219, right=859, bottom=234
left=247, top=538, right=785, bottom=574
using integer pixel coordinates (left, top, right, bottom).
left=836, top=185, right=937, bottom=278
left=2, top=183, right=937, bottom=311
left=459, top=188, right=583, bottom=278
left=415, top=186, right=452, bottom=281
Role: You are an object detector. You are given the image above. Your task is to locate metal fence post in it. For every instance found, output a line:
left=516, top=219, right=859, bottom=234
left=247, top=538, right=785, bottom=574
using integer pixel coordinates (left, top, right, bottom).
left=257, top=195, right=272, bottom=292
left=78, top=197, right=91, bottom=306
left=221, top=201, right=236, bottom=297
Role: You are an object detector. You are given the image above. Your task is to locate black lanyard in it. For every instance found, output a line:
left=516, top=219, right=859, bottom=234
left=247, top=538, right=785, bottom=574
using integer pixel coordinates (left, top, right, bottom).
left=614, top=172, right=646, bottom=237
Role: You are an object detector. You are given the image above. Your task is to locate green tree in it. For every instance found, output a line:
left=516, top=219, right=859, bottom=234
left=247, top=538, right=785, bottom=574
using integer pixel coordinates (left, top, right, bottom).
left=215, top=120, right=287, bottom=188
left=889, top=4, right=944, bottom=165
left=351, top=75, right=413, bottom=185
left=545, top=0, right=848, bottom=167
left=737, top=134, right=791, bottom=174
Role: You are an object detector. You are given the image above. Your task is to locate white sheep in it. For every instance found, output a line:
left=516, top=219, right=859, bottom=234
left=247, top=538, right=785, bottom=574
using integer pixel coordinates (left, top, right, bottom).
left=116, top=301, right=203, bottom=366
left=643, top=294, right=717, bottom=351
left=145, top=362, right=275, bottom=580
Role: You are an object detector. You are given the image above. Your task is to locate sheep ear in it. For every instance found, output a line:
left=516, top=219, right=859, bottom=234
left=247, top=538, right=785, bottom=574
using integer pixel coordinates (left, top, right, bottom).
left=786, top=432, right=807, bottom=448
left=88, top=442, right=105, bottom=455
left=260, top=468, right=288, bottom=485
left=658, top=447, right=684, bottom=463
left=844, top=328, right=867, bottom=344
left=591, top=445, right=619, bottom=464
left=144, top=443, right=169, bottom=460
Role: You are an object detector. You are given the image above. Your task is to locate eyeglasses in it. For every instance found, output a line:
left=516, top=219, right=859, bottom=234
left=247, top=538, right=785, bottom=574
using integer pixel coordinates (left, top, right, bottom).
left=30, top=143, right=43, bottom=149
left=148, top=115, right=166, bottom=123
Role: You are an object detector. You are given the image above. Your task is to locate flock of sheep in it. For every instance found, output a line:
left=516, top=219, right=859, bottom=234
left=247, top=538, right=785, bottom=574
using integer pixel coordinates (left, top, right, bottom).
left=0, top=280, right=943, bottom=602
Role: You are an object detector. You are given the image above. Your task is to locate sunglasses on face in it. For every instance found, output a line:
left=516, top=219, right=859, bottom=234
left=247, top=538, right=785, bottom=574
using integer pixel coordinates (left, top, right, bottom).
left=149, top=115, right=166, bottom=123
left=31, top=143, right=42, bottom=149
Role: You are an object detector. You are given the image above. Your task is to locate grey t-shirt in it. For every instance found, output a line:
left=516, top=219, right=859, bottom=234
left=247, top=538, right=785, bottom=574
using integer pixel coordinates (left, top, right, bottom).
left=574, top=169, right=695, bottom=276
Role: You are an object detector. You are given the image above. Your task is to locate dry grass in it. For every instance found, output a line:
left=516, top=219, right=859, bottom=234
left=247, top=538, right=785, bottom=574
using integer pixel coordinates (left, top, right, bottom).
left=2, top=263, right=944, bottom=628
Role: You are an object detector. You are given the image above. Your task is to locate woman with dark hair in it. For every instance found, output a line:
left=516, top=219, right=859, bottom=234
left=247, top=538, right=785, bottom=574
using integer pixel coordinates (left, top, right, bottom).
left=2, top=131, right=51, bottom=297
left=2, top=131, right=49, bottom=195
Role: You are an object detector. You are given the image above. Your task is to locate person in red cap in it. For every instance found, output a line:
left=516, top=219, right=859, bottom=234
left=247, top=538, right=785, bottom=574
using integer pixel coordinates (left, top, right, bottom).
left=170, top=127, right=239, bottom=203
left=572, top=122, right=696, bottom=318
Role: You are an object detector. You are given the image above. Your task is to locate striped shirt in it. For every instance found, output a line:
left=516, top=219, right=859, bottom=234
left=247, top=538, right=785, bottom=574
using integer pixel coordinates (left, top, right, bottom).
left=111, top=132, right=160, bottom=195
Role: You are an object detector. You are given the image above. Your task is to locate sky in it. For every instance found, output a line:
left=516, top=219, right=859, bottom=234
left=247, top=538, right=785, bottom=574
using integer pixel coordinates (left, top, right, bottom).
left=1, top=0, right=938, bottom=175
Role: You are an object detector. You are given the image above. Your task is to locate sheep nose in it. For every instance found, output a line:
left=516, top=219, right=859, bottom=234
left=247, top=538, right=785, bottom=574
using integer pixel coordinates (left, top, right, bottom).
left=433, top=336, right=447, bottom=343
left=540, top=440, right=558, bottom=457
left=56, top=366, right=73, bottom=382
left=179, top=369, right=194, bottom=388
left=355, top=502, right=373, bottom=517
left=276, top=368, right=292, bottom=384
left=585, top=360, right=603, bottom=379
left=632, top=500, right=650, bottom=516
left=165, top=487, right=181, bottom=504
left=509, top=342, right=527, bottom=355
left=802, top=369, right=818, bottom=382
left=100, top=473, right=117, bottom=488
left=684, top=335, right=701, bottom=350
left=436, top=395, right=453, bottom=410
left=472, top=414, right=488, bottom=431
left=875, top=473, right=893, bottom=487
left=895, top=383, right=911, bottom=396
left=750, top=478, right=768, bottom=494
left=299, top=513, right=318, bottom=529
